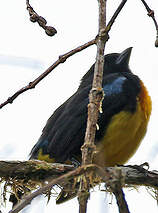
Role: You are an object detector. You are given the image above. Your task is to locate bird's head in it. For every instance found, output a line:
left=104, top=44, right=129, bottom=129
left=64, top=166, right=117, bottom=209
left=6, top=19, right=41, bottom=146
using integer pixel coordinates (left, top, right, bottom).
left=103, top=47, right=132, bottom=74
left=79, top=47, right=133, bottom=89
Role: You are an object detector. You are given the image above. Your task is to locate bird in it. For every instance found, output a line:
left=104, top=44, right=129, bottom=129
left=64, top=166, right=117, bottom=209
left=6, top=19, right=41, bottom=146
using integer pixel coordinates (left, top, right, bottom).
left=10, top=47, right=152, bottom=206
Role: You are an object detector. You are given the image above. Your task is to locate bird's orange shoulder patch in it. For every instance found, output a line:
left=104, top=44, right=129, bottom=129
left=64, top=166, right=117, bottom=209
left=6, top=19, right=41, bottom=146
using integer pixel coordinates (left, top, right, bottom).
left=137, top=80, right=152, bottom=120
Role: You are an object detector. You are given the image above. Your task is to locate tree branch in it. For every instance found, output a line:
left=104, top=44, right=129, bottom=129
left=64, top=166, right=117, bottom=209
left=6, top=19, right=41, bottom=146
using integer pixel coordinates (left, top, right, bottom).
left=78, top=0, right=129, bottom=212
left=105, top=0, right=127, bottom=33
left=1, top=161, right=158, bottom=189
left=0, top=161, right=158, bottom=190
left=140, top=0, right=158, bottom=47
left=26, top=0, right=57, bottom=36
left=108, top=168, right=130, bottom=213
left=0, top=160, right=157, bottom=213
left=0, top=39, right=95, bottom=109
left=0, top=160, right=73, bottom=180
left=112, top=187, right=130, bottom=213
left=78, top=1, right=107, bottom=212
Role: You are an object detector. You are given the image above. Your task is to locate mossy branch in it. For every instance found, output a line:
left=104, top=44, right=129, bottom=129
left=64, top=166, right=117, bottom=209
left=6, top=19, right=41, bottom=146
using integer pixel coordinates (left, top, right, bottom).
left=0, top=160, right=158, bottom=213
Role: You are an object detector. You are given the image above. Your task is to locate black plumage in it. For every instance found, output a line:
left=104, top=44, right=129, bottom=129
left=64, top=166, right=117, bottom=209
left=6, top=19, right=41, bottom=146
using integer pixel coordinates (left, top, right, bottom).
left=30, top=47, right=141, bottom=164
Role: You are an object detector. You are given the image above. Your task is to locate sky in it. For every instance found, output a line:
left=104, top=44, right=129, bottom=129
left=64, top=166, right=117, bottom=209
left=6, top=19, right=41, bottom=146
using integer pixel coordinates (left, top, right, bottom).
left=0, top=0, right=158, bottom=212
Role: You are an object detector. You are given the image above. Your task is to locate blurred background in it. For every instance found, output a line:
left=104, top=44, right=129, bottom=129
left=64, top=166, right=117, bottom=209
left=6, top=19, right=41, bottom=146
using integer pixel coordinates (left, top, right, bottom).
left=0, top=0, right=158, bottom=212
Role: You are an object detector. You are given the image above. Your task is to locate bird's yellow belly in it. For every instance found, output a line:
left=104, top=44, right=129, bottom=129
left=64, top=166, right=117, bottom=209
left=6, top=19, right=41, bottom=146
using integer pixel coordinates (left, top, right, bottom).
left=96, top=102, right=149, bottom=166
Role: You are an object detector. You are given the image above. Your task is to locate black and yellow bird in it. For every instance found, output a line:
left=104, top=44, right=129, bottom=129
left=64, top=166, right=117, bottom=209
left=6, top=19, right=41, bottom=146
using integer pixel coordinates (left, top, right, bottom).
left=11, top=47, right=152, bottom=205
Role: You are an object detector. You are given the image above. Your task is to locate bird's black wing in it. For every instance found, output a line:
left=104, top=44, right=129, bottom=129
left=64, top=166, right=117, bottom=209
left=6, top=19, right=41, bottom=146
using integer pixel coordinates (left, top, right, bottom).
left=29, top=100, right=67, bottom=158
left=30, top=72, right=140, bottom=162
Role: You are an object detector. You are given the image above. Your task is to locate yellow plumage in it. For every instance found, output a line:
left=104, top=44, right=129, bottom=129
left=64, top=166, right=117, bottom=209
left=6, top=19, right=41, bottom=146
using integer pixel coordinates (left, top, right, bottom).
left=96, top=80, right=152, bottom=166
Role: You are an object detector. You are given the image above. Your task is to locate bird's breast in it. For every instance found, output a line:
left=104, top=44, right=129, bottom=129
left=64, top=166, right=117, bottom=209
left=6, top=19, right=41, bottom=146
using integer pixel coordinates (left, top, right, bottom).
left=96, top=80, right=152, bottom=166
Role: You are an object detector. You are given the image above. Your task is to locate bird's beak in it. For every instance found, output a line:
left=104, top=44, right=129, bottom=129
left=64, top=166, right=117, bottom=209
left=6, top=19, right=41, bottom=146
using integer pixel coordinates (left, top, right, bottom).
left=116, top=47, right=133, bottom=66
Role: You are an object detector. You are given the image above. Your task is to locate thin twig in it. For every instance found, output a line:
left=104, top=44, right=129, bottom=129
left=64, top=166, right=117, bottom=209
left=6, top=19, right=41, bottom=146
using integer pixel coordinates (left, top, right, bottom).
left=140, top=0, right=158, bottom=47
left=105, top=0, right=127, bottom=33
left=0, top=39, right=95, bottom=109
left=26, top=0, right=57, bottom=36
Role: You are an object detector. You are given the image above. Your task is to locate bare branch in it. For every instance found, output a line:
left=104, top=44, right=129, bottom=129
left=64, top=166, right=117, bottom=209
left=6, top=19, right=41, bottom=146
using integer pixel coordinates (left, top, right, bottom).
left=0, top=39, right=95, bottom=109
left=78, top=0, right=107, bottom=212
left=105, top=0, right=127, bottom=33
left=26, top=0, right=57, bottom=36
left=140, top=0, right=158, bottom=47
left=78, top=0, right=129, bottom=212
left=80, top=0, right=129, bottom=165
